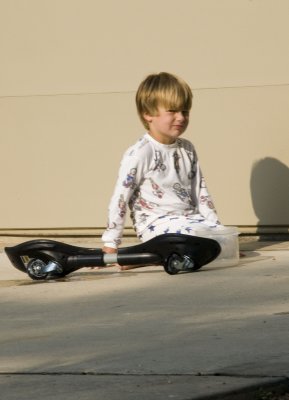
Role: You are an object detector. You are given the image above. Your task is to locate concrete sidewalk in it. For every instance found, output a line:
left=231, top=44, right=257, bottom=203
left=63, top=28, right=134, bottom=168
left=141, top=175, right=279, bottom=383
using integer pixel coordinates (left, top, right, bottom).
left=1, top=236, right=289, bottom=399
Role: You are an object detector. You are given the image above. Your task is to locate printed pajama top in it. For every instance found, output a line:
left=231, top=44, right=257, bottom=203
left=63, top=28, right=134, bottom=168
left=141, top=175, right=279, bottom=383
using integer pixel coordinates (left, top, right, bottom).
left=102, top=133, right=219, bottom=248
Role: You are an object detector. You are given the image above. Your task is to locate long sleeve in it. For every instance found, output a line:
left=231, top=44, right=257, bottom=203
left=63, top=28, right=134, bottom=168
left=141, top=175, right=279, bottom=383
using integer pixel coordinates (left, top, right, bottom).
left=101, top=149, right=146, bottom=248
left=198, top=175, right=219, bottom=223
left=188, top=146, right=219, bottom=224
left=195, top=165, right=219, bottom=224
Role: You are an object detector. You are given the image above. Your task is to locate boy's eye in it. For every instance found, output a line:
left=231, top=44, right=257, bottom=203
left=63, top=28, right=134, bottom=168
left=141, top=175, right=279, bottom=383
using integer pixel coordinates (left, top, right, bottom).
left=167, top=110, right=189, bottom=116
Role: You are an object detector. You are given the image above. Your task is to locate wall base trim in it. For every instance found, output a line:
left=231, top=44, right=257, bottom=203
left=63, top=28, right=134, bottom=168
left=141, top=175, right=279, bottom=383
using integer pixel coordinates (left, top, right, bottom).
left=1, top=226, right=289, bottom=238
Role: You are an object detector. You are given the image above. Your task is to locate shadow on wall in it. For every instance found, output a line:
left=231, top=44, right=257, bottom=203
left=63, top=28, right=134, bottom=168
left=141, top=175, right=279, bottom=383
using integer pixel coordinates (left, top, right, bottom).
left=250, top=157, right=289, bottom=238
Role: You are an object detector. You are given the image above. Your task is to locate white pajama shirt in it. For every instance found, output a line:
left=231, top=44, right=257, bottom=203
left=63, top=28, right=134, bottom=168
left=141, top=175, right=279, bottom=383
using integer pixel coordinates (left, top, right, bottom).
left=102, top=133, right=220, bottom=248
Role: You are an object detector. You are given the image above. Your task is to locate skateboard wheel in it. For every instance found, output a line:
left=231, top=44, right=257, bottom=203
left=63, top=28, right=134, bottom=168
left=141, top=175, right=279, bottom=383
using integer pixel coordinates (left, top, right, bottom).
left=164, top=254, right=198, bottom=275
left=164, top=253, right=182, bottom=275
left=182, top=255, right=196, bottom=271
left=27, top=259, right=49, bottom=280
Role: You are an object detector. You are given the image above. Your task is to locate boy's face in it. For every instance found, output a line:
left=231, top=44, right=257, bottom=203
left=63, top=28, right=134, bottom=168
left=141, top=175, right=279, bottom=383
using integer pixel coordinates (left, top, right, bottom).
left=144, top=107, right=190, bottom=145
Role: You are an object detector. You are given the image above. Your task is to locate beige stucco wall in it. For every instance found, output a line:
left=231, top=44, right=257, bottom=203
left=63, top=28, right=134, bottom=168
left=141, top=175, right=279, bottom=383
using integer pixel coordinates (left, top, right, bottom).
left=1, top=0, right=289, bottom=231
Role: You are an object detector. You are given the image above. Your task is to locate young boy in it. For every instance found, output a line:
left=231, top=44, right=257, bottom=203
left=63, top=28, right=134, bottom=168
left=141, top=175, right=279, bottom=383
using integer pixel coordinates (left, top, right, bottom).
left=102, top=72, right=221, bottom=260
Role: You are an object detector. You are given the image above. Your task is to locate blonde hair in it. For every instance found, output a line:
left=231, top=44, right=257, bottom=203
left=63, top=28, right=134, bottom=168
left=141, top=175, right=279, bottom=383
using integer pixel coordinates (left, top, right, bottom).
left=136, top=72, right=193, bottom=129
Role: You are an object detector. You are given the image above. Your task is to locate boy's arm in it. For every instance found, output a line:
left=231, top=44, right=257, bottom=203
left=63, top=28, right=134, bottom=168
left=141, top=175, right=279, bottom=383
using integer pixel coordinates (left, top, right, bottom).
left=191, top=146, right=220, bottom=224
left=198, top=174, right=220, bottom=224
left=102, top=151, right=143, bottom=248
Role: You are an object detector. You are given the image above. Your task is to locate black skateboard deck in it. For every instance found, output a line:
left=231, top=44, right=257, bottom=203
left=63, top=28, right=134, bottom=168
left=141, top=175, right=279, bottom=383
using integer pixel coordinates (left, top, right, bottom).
left=5, top=233, right=221, bottom=280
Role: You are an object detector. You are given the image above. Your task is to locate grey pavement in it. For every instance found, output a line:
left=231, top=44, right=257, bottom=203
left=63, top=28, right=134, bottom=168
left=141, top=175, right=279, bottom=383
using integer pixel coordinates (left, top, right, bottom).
left=1, top=235, right=289, bottom=399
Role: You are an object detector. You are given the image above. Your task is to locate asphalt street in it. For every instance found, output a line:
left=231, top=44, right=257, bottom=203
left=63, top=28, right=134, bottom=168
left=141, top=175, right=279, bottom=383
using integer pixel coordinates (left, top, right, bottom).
left=1, top=236, right=289, bottom=399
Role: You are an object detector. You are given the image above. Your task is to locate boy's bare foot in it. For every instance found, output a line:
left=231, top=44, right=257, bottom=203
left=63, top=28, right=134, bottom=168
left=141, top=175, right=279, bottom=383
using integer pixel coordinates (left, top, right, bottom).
left=90, top=264, right=144, bottom=271
left=118, top=264, right=144, bottom=271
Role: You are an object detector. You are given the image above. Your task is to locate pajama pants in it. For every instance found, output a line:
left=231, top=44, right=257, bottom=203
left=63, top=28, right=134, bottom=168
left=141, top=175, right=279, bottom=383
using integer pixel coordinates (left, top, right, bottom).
left=138, top=215, right=221, bottom=243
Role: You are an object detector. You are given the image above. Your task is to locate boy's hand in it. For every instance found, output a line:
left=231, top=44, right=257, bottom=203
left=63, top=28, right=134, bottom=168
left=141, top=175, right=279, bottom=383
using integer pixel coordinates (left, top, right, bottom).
left=102, top=246, right=117, bottom=254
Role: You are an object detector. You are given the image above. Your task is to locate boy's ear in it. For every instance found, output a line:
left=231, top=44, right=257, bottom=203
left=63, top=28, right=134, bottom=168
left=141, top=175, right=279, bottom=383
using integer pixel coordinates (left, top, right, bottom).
left=143, top=113, right=153, bottom=123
